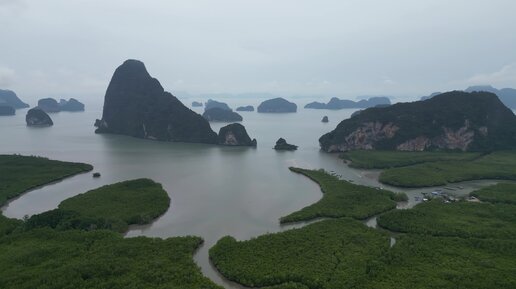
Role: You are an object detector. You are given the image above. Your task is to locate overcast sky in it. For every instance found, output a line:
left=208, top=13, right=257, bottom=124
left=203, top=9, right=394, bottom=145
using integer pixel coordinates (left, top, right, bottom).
left=1, top=0, right=516, bottom=102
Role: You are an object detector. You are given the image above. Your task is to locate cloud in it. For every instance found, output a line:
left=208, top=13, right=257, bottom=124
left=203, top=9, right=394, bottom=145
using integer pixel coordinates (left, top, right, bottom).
left=466, top=63, right=516, bottom=86
left=0, top=66, right=15, bottom=87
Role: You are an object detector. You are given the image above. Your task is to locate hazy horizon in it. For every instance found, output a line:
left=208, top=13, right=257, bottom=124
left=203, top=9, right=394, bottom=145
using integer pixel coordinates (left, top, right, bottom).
left=1, top=0, right=516, bottom=102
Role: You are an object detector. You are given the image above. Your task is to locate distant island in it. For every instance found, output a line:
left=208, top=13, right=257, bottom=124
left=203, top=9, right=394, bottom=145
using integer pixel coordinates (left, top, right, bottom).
left=37, top=97, right=85, bottom=112
left=320, top=91, right=516, bottom=152
left=0, top=89, right=29, bottom=109
left=273, top=138, right=297, bottom=150
left=94, top=60, right=219, bottom=144
left=305, top=96, right=391, bottom=110
left=203, top=107, right=243, bottom=122
left=205, top=99, right=231, bottom=111
left=192, top=101, right=203, bottom=107
left=236, top=105, right=254, bottom=112
left=257, top=97, right=297, bottom=113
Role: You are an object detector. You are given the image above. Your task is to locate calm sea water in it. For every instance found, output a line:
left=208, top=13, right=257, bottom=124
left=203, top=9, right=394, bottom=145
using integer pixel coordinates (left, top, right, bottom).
left=0, top=98, right=510, bottom=288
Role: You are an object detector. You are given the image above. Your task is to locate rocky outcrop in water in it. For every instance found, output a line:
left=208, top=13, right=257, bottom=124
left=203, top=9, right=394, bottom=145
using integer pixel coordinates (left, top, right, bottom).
left=257, top=98, right=297, bottom=113
left=218, top=123, right=257, bottom=146
left=320, top=91, right=516, bottom=152
left=26, top=108, right=53, bottom=126
left=203, top=108, right=243, bottom=122
left=305, top=97, right=391, bottom=110
left=59, top=98, right=85, bottom=111
left=0, top=89, right=29, bottom=109
left=236, top=105, right=254, bottom=112
left=205, top=99, right=231, bottom=111
left=37, top=98, right=61, bottom=113
left=274, top=138, right=298, bottom=150
left=37, top=98, right=85, bottom=112
left=95, top=59, right=218, bottom=144
left=0, top=105, right=15, bottom=116
left=322, top=116, right=329, bottom=123
left=192, top=101, right=203, bottom=107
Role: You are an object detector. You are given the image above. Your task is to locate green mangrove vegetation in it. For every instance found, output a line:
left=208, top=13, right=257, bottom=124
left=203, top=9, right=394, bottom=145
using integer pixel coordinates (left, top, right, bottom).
left=0, top=214, right=22, bottom=236
left=0, top=228, right=222, bottom=289
left=0, top=155, right=92, bottom=206
left=0, top=155, right=223, bottom=289
left=470, top=183, right=516, bottom=205
left=377, top=199, right=516, bottom=239
left=25, top=178, right=170, bottom=233
left=364, top=235, right=516, bottom=289
left=341, top=150, right=481, bottom=169
left=280, top=167, right=404, bottom=223
left=210, top=218, right=390, bottom=289
left=209, top=165, right=516, bottom=289
left=369, top=151, right=516, bottom=187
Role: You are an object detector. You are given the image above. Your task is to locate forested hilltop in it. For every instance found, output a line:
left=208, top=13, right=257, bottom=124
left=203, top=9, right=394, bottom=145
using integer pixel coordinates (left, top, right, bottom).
left=320, top=91, right=516, bottom=152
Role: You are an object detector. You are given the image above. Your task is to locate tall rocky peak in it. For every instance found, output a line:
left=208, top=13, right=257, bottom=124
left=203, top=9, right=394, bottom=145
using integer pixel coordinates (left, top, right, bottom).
left=95, top=59, right=218, bottom=144
left=320, top=91, right=516, bottom=152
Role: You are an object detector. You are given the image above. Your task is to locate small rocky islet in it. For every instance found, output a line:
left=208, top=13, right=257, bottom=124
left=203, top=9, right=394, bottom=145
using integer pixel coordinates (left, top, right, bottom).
left=26, top=108, right=53, bottom=126
left=218, top=123, right=257, bottom=146
left=273, top=138, right=298, bottom=150
left=236, top=105, right=254, bottom=112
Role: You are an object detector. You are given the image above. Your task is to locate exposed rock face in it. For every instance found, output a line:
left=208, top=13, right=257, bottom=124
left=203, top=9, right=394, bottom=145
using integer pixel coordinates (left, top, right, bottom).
left=26, top=108, right=53, bottom=126
left=322, top=116, right=329, bottom=123
left=203, top=107, right=243, bottom=122
left=305, top=97, right=391, bottom=110
left=205, top=99, right=231, bottom=111
left=37, top=98, right=61, bottom=113
left=60, top=98, right=85, bottom=111
left=236, top=105, right=254, bottom=112
left=320, top=91, right=516, bottom=152
left=95, top=59, right=218, bottom=144
left=0, top=105, right=15, bottom=116
left=0, top=89, right=29, bottom=109
left=218, top=123, right=257, bottom=146
left=257, top=98, right=297, bottom=113
left=192, top=101, right=203, bottom=107
left=274, top=138, right=298, bottom=150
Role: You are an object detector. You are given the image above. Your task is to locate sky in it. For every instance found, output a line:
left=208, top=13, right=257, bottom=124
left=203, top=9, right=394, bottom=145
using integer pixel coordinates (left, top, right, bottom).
left=1, top=0, right=516, bottom=103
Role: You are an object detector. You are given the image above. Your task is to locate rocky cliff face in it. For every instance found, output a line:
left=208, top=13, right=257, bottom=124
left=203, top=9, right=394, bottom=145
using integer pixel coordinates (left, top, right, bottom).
left=320, top=91, right=516, bottom=152
left=95, top=60, right=218, bottom=144
left=26, top=108, right=53, bottom=126
left=218, top=123, right=256, bottom=146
